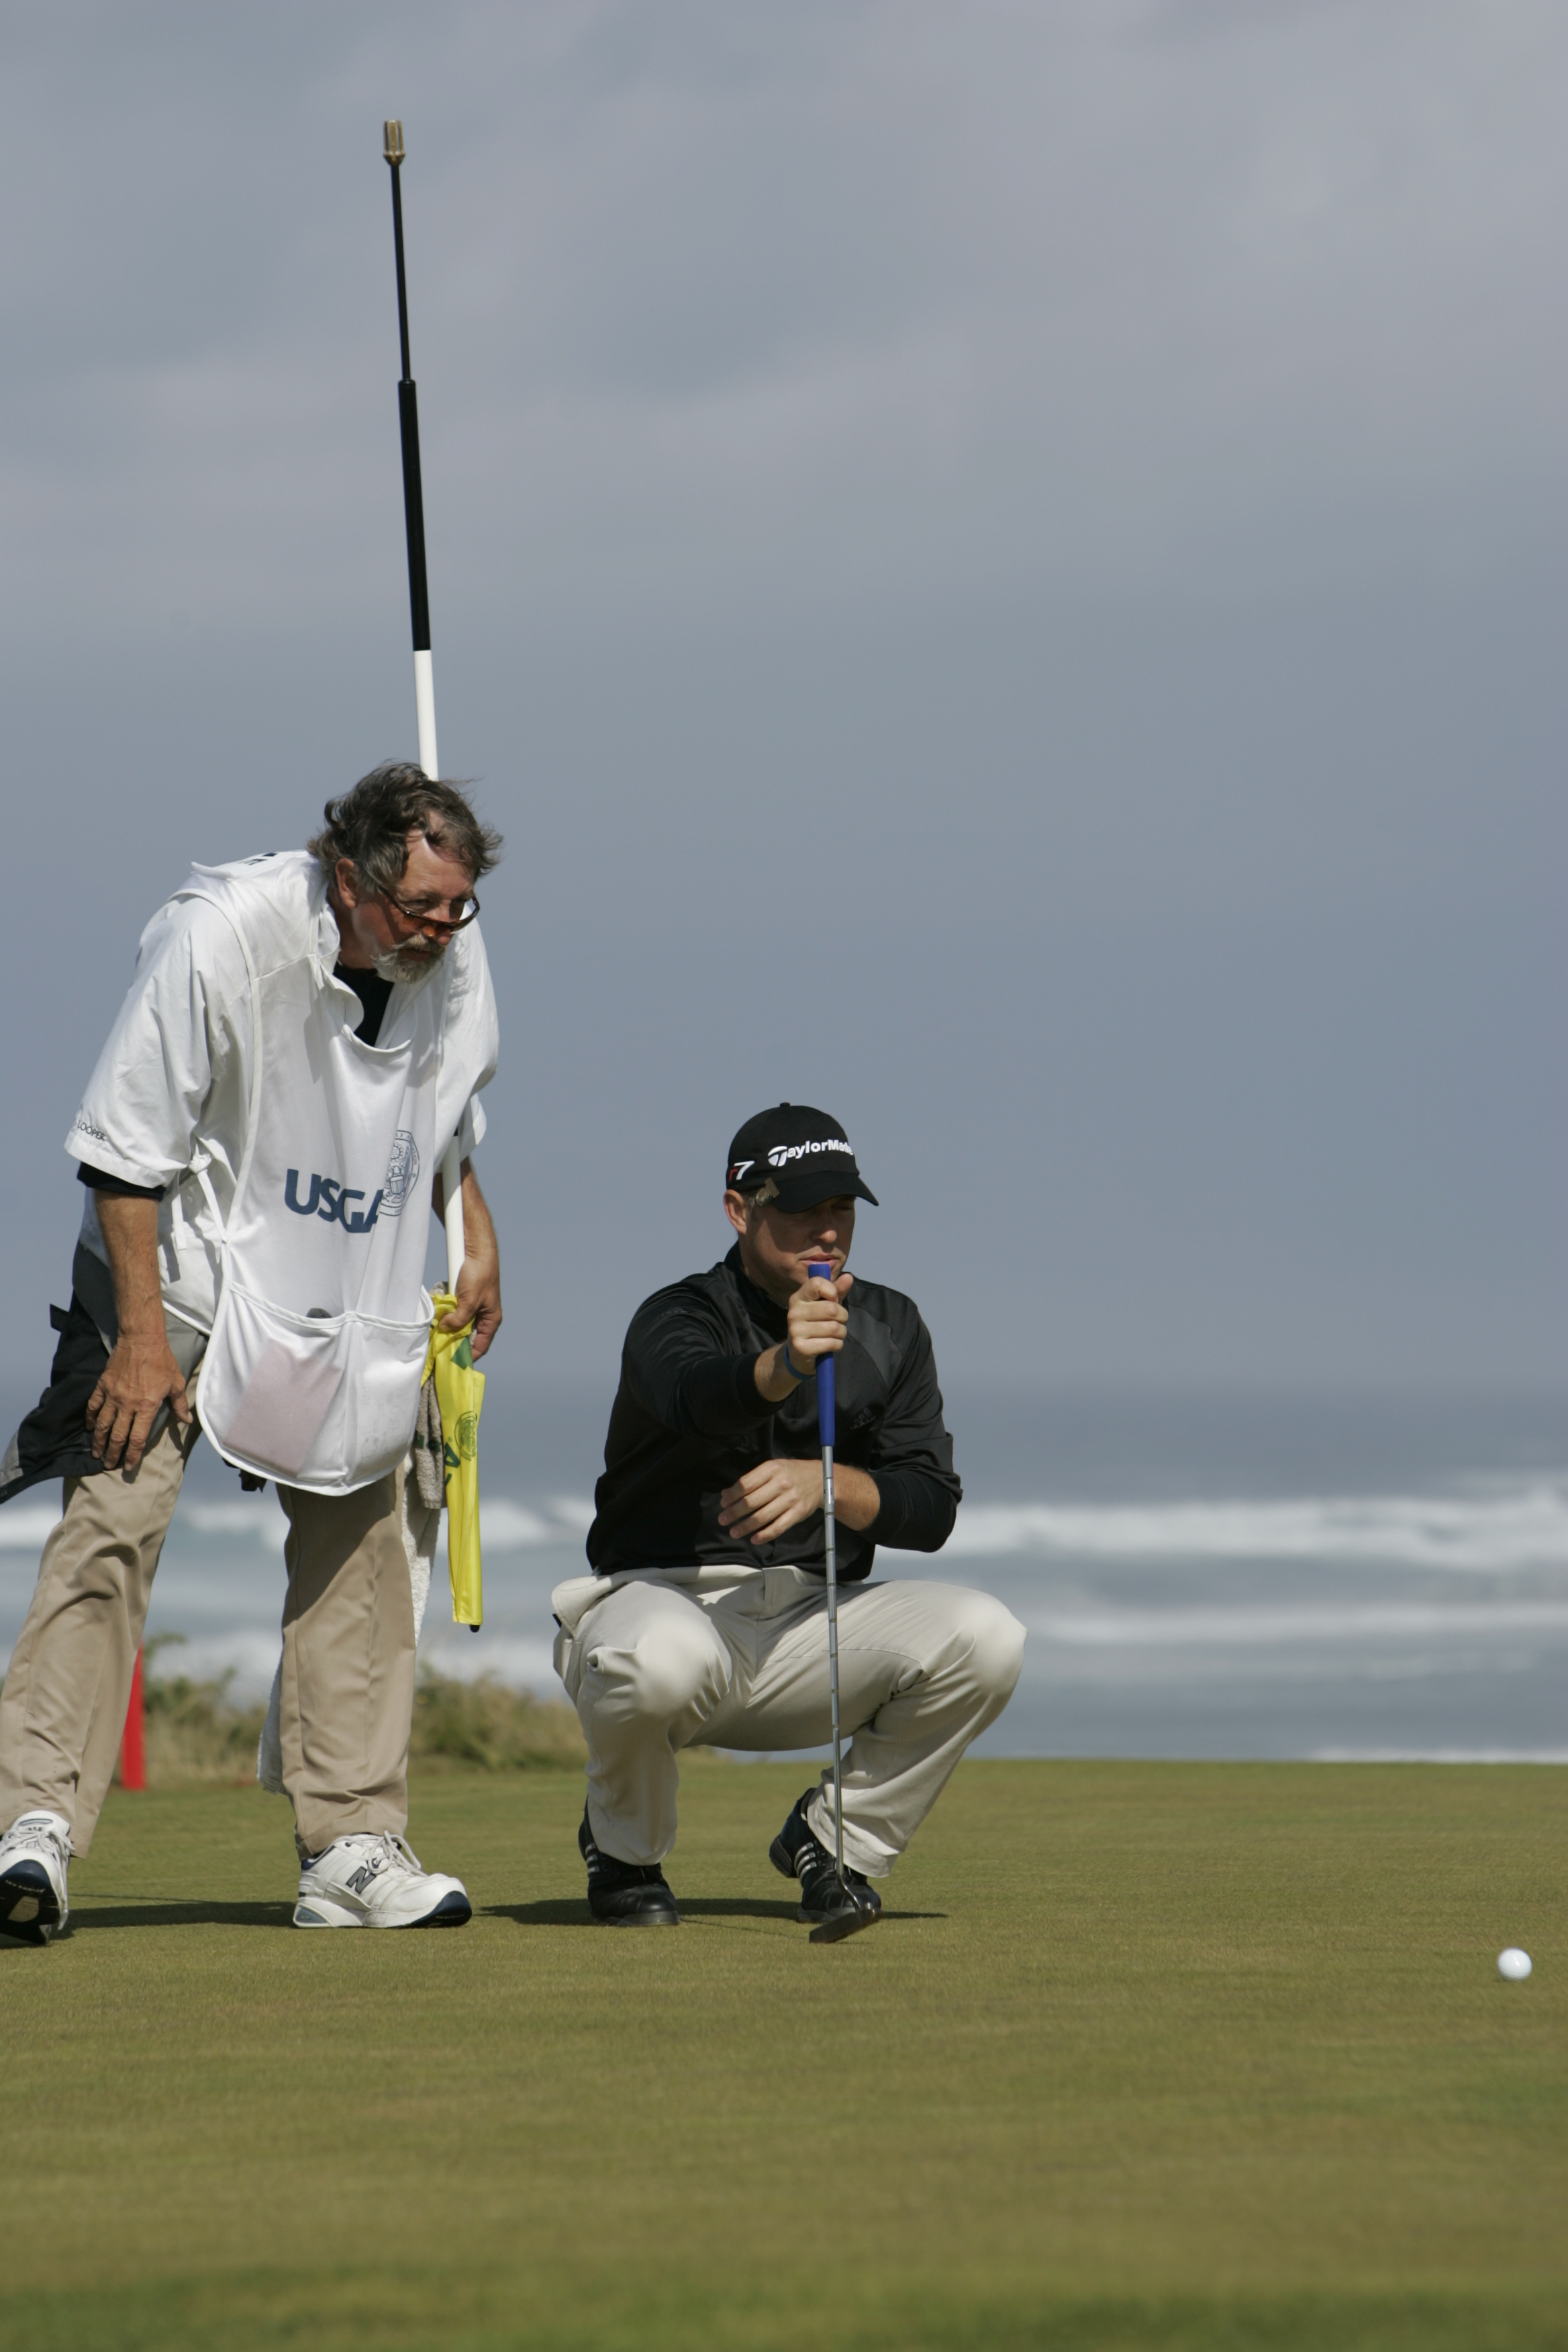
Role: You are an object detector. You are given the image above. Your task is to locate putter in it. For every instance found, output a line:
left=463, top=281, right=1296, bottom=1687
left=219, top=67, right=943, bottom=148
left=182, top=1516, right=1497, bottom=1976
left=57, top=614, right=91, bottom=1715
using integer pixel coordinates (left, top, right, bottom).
left=806, top=1259, right=877, bottom=1945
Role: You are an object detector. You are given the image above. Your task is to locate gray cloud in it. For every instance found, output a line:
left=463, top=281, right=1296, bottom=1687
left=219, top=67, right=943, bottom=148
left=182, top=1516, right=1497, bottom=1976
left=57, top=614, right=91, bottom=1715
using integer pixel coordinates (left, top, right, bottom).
left=1, top=0, right=1563, bottom=1393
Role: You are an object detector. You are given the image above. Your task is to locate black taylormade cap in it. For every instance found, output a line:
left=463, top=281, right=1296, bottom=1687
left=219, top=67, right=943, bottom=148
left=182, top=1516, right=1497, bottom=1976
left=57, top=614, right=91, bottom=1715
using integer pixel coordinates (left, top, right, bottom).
left=725, top=1103, right=879, bottom=1212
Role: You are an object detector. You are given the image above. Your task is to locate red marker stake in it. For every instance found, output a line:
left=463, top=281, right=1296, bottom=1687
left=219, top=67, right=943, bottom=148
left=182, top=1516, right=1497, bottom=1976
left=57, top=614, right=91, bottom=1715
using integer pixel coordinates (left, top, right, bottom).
left=119, top=1648, right=146, bottom=1792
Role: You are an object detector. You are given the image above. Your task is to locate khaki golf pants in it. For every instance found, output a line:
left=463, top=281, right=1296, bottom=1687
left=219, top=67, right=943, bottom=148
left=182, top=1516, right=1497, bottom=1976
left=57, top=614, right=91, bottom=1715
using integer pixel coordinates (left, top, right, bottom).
left=552, top=1566, right=1026, bottom=1877
left=0, top=1369, right=416, bottom=1856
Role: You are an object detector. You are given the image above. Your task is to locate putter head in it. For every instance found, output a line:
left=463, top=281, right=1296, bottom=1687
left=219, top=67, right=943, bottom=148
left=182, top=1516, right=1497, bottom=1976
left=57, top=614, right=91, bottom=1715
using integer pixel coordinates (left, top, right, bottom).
left=808, top=1900, right=879, bottom=1947
left=383, top=119, right=405, bottom=166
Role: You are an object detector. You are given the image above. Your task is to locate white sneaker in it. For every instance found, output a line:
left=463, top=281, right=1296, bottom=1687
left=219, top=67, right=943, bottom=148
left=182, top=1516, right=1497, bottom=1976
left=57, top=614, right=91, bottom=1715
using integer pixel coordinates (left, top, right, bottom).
left=293, top=1830, right=471, bottom=1930
left=0, top=1810, right=72, bottom=1945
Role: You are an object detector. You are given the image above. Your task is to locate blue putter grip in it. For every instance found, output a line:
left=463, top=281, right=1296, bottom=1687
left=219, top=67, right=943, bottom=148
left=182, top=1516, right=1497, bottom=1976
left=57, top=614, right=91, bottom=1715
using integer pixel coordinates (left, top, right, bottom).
left=807, top=1260, right=835, bottom=1446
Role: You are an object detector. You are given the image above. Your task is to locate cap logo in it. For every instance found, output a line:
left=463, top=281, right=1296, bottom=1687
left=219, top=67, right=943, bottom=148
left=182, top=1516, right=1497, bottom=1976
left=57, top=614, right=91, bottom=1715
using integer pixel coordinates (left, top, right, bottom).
left=766, top=1139, right=852, bottom=1169
left=728, top=1159, right=754, bottom=1184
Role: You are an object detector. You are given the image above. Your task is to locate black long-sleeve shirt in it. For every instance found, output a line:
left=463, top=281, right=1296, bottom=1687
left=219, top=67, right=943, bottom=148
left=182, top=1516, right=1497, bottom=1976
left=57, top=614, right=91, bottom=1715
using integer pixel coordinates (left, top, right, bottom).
left=587, top=1245, right=961, bottom=1581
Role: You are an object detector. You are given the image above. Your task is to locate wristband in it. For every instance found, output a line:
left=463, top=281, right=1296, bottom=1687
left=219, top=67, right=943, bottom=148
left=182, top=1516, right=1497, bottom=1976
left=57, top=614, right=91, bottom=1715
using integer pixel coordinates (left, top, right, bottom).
left=783, top=1344, right=813, bottom=1384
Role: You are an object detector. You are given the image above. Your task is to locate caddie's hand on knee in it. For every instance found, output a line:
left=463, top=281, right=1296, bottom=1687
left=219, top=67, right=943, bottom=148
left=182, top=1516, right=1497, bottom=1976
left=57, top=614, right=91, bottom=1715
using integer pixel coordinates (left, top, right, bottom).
left=785, top=1266, right=851, bottom=1375
left=87, top=1334, right=191, bottom=1473
left=718, top=1457, right=825, bottom=1545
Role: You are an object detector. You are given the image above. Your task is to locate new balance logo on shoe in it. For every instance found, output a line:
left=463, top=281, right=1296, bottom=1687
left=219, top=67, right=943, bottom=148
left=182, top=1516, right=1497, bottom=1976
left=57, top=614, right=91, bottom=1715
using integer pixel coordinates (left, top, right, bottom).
left=292, top=1831, right=471, bottom=1931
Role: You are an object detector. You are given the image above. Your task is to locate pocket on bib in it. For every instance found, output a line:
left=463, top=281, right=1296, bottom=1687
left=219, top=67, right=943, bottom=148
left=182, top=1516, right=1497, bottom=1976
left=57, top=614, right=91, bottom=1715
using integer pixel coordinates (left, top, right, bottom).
left=344, top=1306, right=434, bottom=1485
left=202, top=1283, right=428, bottom=1491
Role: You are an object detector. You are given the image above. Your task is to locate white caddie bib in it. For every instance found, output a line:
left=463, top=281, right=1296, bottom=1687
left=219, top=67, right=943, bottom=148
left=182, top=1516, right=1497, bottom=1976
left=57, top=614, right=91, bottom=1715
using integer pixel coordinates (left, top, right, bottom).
left=175, top=853, right=488, bottom=1495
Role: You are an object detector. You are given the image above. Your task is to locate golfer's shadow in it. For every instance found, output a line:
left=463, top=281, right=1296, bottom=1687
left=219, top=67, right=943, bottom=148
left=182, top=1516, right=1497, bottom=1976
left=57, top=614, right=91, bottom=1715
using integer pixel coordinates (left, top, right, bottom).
left=67, top=1900, right=295, bottom=1932
left=485, top=1898, right=946, bottom=1928
left=486, top=1895, right=801, bottom=1928
left=673, top=1899, right=946, bottom=1924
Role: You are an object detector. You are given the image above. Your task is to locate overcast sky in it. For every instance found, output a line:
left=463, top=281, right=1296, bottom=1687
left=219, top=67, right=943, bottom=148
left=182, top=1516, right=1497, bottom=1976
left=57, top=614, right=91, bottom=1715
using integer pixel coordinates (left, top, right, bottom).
left=1, top=0, right=1564, bottom=1394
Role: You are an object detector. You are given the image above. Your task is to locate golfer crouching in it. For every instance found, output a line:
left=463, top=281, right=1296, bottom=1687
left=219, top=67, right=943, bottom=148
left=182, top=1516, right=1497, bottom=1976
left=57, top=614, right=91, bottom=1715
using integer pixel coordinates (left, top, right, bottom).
left=553, top=1105, right=1025, bottom=1929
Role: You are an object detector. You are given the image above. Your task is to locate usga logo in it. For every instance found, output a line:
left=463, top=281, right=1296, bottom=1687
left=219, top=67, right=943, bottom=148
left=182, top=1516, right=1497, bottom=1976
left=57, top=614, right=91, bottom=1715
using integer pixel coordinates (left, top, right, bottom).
left=283, top=1131, right=421, bottom=1234
left=767, top=1138, right=851, bottom=1168
left=285, top=1171, right=383, bottom=1233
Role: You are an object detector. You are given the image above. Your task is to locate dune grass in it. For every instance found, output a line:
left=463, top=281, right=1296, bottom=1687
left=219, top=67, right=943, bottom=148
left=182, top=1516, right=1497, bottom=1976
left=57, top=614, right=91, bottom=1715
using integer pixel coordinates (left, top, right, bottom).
left=138, top=1646, right=270, bottom=1785
left=2, top=1760, right=1564, bottom=2351
left=132, top=1650, right=585, bottom=1785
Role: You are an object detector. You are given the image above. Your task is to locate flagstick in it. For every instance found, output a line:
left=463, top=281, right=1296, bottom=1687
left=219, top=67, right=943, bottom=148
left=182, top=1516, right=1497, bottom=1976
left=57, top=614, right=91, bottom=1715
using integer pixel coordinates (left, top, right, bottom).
left=383, top=121, right=439, bottom=785
left=383, top=120, right=464, bottom=1289
left=440, top=1143, right=465, bottom=1293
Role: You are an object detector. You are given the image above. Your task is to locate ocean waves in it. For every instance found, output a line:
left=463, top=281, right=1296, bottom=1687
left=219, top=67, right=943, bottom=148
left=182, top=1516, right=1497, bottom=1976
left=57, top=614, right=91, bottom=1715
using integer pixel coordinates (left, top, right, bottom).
left=5, top=1481, right=1567, bottom=1574
left=1016, top=1598, right=1568, bottom=1648
left=926, top=1485, right=1568, bottom=1573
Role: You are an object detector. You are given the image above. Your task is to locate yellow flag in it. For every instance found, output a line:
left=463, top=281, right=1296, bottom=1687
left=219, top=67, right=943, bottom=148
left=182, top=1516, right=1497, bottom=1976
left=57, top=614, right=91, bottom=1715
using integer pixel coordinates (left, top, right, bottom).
left=423, top=1289, right=485, bottom=1627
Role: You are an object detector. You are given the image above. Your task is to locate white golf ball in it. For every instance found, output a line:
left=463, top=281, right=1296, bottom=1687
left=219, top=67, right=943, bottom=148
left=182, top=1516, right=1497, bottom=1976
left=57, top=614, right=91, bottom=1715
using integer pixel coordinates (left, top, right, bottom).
left=1497, top=1947, right=1532, bottom=1981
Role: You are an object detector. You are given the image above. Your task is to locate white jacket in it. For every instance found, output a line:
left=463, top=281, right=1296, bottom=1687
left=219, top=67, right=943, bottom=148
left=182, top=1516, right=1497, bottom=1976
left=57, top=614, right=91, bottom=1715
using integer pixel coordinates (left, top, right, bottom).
left=65, top=852, right=497, bottom=1338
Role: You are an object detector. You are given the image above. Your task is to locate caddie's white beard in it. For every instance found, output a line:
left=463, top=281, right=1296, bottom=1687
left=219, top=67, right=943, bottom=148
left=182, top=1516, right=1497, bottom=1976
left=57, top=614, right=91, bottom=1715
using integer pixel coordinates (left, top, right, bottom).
left=373, top=938, right=448, bottom=987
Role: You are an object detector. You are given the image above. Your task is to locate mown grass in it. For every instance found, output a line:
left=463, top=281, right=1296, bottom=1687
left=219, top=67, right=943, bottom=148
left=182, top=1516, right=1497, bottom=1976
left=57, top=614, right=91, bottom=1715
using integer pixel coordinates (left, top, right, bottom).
left=3, top=1761, right=1564, bottom=2351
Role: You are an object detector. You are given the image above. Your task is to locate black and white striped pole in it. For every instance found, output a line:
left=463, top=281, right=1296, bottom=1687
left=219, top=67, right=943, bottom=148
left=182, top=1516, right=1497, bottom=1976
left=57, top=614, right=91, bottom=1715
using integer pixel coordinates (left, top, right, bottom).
left=383, top=118, right=463, bottom=1279
left=383, top=119, right=438, bottom=783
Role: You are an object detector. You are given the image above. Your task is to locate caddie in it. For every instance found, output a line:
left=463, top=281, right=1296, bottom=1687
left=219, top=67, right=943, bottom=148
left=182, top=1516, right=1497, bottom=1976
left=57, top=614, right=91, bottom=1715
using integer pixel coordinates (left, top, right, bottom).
left=0, top=763, right=502, bottom=1943
left=554, top=1104, right=1026, bottom=1928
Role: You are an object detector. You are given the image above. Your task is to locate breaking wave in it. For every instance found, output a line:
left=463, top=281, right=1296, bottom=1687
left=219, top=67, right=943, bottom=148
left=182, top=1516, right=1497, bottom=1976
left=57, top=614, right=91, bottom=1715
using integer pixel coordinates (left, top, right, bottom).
left=932, top=1485, right=1568, bottom=1573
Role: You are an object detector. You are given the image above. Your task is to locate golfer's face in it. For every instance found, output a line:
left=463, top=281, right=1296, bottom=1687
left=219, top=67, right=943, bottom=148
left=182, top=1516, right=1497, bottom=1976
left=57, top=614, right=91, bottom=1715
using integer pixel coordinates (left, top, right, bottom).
left=748, top=1197, right=856, bottom=1289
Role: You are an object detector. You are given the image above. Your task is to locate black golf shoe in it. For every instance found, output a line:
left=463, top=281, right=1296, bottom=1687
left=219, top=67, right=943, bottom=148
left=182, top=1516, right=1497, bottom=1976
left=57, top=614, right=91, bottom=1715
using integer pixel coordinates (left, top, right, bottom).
left=769, top=1790, right=881, bottom=1926
left=579, top=1806, right=680, bottom=1926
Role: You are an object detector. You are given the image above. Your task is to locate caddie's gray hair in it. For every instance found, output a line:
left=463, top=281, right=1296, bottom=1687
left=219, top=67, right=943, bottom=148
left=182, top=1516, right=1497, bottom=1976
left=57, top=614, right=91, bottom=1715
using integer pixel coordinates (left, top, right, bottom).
left=308, top=762, right=503, bottom=896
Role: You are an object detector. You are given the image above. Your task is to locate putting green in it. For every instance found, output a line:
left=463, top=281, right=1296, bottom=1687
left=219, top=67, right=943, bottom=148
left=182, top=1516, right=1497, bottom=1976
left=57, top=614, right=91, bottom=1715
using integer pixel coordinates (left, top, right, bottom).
left=2, top=1761, right=1564, bottom=2351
